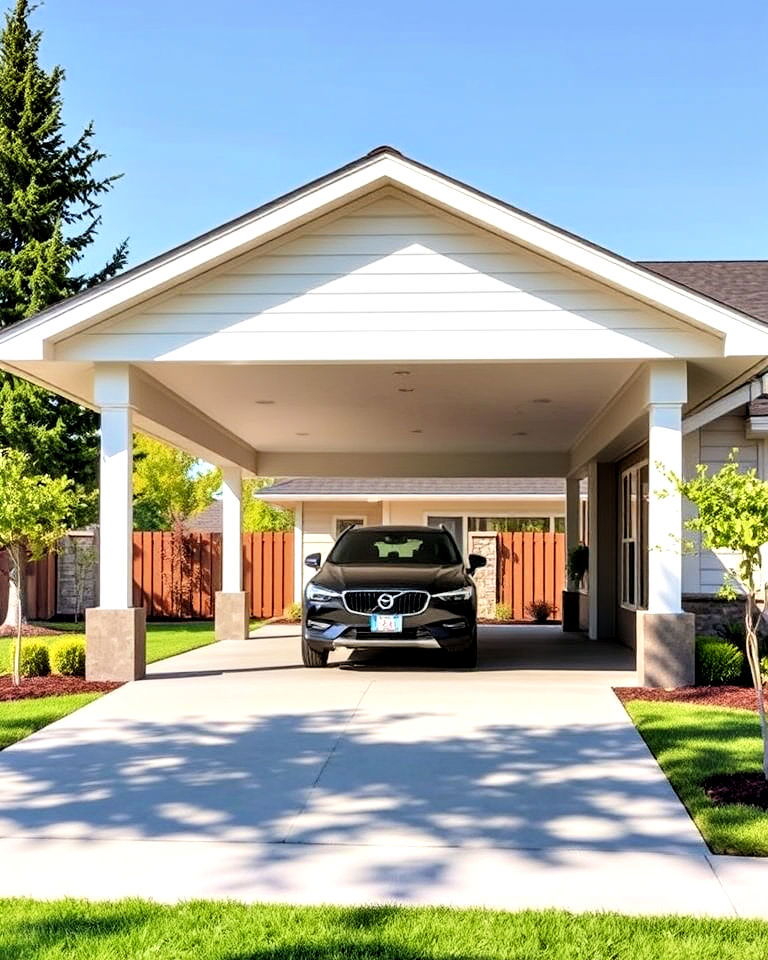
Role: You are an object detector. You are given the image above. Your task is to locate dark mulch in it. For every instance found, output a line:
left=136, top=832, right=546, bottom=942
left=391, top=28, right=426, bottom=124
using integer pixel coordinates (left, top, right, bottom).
left=0, top=623, right=64, bottom=638
left=0, top=674, right=122, bottom=701
left=614, top=685, right=767, bottom=712
left=703, top=772, right=768, bottom=811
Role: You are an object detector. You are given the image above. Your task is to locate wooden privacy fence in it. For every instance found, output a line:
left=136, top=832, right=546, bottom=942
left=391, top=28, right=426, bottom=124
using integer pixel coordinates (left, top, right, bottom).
left=0, top=550, right=57, bottom=622
left=496, top=532, right=565, bottom=620
left=132, top=531, right=293, bottom=620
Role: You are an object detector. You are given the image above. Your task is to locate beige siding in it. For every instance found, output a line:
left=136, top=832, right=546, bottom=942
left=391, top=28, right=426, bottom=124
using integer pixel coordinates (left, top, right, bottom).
left=388, top=499, right=561, bottom=526
left=683, top=413, right=760, bottom=594
left=64, top=194, right=718, bottom=362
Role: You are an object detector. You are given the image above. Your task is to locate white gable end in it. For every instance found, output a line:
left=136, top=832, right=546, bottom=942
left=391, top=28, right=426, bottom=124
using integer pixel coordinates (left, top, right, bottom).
left=55, top=192, right=722, bottom=363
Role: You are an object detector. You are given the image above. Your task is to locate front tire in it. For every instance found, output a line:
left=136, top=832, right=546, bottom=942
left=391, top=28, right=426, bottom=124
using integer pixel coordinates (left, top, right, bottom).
left=302, top=635, right=329, bottom=667
left=449, top=629, right=478, bottom=668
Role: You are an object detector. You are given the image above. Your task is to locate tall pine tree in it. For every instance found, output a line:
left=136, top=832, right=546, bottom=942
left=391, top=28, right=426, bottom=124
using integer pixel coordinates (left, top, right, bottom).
left=0, top=0, right=127, bottom=496
left=0, top=0, right=126, bottom=627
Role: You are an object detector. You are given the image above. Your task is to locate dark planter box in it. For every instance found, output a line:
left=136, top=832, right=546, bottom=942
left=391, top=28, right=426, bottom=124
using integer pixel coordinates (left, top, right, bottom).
left=562, top=590, right=581, bottom=632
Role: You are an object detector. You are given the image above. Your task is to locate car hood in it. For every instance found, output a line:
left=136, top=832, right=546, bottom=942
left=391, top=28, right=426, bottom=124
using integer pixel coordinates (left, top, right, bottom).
left=314, top=562, right=468, bottom=593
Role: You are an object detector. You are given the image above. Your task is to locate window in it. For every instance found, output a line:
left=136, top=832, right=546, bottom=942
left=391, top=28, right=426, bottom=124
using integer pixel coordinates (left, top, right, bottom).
left=468, top=516, right=549, bottom=533
left=329, top=529, right=461, bottom=565
left=553, top=517, right=566, bottom=533
left=335, top=517, right=365, bottom=538
left=621, top=463, right=648, bottom=609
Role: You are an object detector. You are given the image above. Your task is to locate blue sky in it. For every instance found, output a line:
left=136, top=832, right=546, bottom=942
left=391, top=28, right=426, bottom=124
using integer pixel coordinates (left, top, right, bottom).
left=35, top=0, right=768, bottom=273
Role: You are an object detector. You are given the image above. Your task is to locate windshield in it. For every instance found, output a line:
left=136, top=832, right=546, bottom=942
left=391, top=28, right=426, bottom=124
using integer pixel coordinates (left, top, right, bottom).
left=329, top=529, right=462, bottom=565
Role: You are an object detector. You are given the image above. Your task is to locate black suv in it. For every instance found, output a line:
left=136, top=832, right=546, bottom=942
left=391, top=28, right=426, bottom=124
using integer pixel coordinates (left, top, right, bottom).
left=302, top=525, right=486, bottom=668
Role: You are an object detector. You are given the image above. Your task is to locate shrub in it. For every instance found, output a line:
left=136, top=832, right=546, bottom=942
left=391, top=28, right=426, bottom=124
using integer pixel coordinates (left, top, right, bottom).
left=525, top=599, right=557, bottom=623
left=695, top=637, right=744, bottom=686
left=50, top=638, right=86, bottom=677
left=9, top=642, right=50, bottom=678
left=761, top=656, right=768, bottom=684
left=282, top=602, right=302, bottom=622
left=495, top=602, right=512, bottom=621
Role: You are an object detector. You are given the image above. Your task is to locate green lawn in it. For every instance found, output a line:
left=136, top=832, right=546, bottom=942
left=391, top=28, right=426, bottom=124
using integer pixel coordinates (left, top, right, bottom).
left=2, top=620, right=264, bottom=668
left=0, top=694, right=101, bottom=750
left=624, top=699, right=768, bottom=856
left=0, top=901, right=767, bottom=960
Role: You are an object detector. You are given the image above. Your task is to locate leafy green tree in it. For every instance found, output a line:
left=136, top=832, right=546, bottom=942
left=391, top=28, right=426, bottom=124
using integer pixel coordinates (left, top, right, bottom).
left=0, top=0, right=127, bottom=508
left=670, top=451, right=768, bottom=778
left=0, top=448, right=81, bottom=683
left=133, top=435, right=221, bottom=531
left=243, top=478, right=294, bottom=533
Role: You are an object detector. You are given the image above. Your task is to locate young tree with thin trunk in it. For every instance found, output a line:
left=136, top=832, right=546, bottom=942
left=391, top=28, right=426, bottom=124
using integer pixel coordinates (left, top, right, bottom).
left=0, top=449, right=81, bottom=684
left=669, top=451, right=768, bottom=779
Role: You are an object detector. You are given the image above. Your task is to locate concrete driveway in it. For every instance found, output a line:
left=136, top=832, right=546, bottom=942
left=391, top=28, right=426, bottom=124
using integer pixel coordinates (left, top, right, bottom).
left=0, top=624, right=765, bottom=916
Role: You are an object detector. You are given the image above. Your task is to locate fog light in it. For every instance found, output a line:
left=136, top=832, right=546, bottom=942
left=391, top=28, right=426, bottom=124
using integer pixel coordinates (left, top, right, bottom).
left=307, top=619, right=329, bottom=631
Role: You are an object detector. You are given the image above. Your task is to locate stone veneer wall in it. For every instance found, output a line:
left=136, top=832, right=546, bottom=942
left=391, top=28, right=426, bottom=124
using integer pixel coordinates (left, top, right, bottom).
left=468, top=531, right=497, bottom=619
left=56, top=529, right=99, bottom=617
left=682, top=594, right=748, bottom=636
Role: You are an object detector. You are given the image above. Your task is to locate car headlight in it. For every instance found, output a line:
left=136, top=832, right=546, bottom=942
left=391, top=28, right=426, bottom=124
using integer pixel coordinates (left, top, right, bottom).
left=432, top=586, right=473, bottom=601
left=305, top=582, right=341, bottom=603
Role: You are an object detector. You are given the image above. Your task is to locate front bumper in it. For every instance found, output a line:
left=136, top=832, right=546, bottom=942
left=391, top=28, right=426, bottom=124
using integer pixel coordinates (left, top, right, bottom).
left=303, top=598, right=475, bottom=651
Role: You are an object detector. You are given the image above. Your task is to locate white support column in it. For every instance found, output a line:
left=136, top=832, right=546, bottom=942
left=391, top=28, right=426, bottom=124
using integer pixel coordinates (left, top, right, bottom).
left=221, top=466, right=243, bottom=593
left=636, top=361, right=695, bottom=687
left=293, top=501, right=304, bottom=602
left=647, top=402, right=683, bottom=613
left=86, top=364, right=145, bottom=682
left=99, top=403, right=134, bottom=609
left=216, top=466, right=248, bottom=641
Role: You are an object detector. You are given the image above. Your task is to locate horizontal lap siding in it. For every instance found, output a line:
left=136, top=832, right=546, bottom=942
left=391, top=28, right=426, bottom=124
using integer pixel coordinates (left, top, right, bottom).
left=497, top=533, right=564, bottom=620
left=63, top=195, right=717, bottom=361
left=133, top=532, right=293, bottom=619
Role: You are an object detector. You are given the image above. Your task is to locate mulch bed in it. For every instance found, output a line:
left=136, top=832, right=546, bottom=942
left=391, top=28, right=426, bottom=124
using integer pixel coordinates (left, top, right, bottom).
left=703, top=772, right=768, bottom=811
left=478, top=618, right=562, bottom=625
left=0, top=674, right=122, bottom=701
left=614, top=685, right=767, bottom=712
left=0, top=624, right=65, bottom=638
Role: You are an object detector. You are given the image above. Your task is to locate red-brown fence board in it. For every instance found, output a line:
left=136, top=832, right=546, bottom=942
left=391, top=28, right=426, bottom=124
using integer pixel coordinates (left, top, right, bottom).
left=0, top=549, right=57, bottom=622
left=132, top=531, right=293, bottom=620
left=497, top=532, right=564, bottom=621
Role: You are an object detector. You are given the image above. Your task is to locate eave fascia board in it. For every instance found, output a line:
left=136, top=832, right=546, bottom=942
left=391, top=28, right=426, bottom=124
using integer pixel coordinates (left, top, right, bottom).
left=3, top=148, right=768, bottom=358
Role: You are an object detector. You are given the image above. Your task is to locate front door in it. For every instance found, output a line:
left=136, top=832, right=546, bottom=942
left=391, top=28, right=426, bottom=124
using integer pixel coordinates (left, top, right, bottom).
left=427, top=515, right=465, bottom=556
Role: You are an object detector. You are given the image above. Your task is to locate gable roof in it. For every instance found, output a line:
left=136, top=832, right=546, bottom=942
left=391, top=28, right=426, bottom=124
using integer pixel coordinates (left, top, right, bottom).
left=2, top=146, right=768, bottom=361
left=640, top=261, right=768, bottom=325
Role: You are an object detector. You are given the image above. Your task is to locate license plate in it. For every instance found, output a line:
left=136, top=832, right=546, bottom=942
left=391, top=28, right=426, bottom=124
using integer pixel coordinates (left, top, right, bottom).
left=370, top=614, right=403, bottom=633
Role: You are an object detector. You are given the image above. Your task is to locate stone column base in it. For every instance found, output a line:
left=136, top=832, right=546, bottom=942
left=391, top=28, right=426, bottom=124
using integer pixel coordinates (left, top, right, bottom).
left=636, top=611, right=695, bottom=688
left=85, top=607, right=146, bottom=681
left=215, top=591, right=250, bottom=641
left=562, top=590, right=583, bottom=632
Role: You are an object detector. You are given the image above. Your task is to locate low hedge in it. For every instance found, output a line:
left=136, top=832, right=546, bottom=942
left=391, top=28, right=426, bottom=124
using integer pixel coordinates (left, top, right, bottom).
left=695, top=636, right=744, bottom=686
left=8, top=641, right=50, bottom=678
left=50, top=638, right=86, bottom=677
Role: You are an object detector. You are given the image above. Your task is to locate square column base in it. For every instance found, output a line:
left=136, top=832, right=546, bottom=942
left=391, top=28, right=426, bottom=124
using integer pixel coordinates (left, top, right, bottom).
left=85, top=607, right=146, bottom=682
left=215, top=591, right=250, bottom=641
left=636, top=611, right=695, bottom=688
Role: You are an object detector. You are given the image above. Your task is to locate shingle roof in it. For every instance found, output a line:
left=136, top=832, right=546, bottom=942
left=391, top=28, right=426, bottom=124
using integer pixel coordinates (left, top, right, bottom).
left=186, top=500, right=222, bottom=532
left=639, top=261, right=768, bottom=325
left=256, top=478, right=567, bottom=497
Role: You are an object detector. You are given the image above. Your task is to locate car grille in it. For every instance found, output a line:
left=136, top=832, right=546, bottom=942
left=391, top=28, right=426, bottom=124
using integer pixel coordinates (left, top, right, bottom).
left=343, top=590, right=430, bottom=616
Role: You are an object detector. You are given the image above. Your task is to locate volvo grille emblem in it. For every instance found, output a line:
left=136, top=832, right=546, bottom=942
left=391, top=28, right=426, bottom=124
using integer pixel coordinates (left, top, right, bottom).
left=377, top=593, right=395, bottom=610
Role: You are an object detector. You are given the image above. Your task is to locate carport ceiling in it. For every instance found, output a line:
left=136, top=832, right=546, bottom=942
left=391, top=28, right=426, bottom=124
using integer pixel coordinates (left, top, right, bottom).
left=144, top=360, right=639, bottom=454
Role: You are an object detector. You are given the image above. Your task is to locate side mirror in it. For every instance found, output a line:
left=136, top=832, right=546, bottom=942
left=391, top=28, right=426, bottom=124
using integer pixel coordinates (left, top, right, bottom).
left=305, top=552, right=322, bottom=570
left=468, top=554, right=487, bottom=575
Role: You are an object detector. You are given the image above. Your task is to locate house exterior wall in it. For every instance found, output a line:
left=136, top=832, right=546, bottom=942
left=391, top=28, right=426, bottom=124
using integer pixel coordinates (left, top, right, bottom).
left=58, top=194, right=720, bottom=364
left=300, top=500, right=383, bottom=586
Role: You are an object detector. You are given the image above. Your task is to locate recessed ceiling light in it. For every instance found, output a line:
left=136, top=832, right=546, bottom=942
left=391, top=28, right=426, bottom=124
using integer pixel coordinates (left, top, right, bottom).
left=393, top=370, right=411, bottom=376
left=295, top=432, right=309, bottom=437
left=255, top=399, right=275, bottom=405
left=512, top=431, right=528, bottom=436
left=411, top=429, right=423, bottom=434
left=398, top=387, right=415, bottom=393
left=532, top=398, right=551, bottom=404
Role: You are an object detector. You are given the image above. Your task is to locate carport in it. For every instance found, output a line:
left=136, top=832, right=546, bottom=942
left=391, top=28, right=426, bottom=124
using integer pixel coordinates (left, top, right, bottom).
left=2, top=146, right=768, bottom=686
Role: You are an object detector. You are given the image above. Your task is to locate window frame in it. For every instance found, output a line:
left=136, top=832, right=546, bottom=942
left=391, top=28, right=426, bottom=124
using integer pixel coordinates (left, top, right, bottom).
left=620, top=461, right=649, bottom=611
